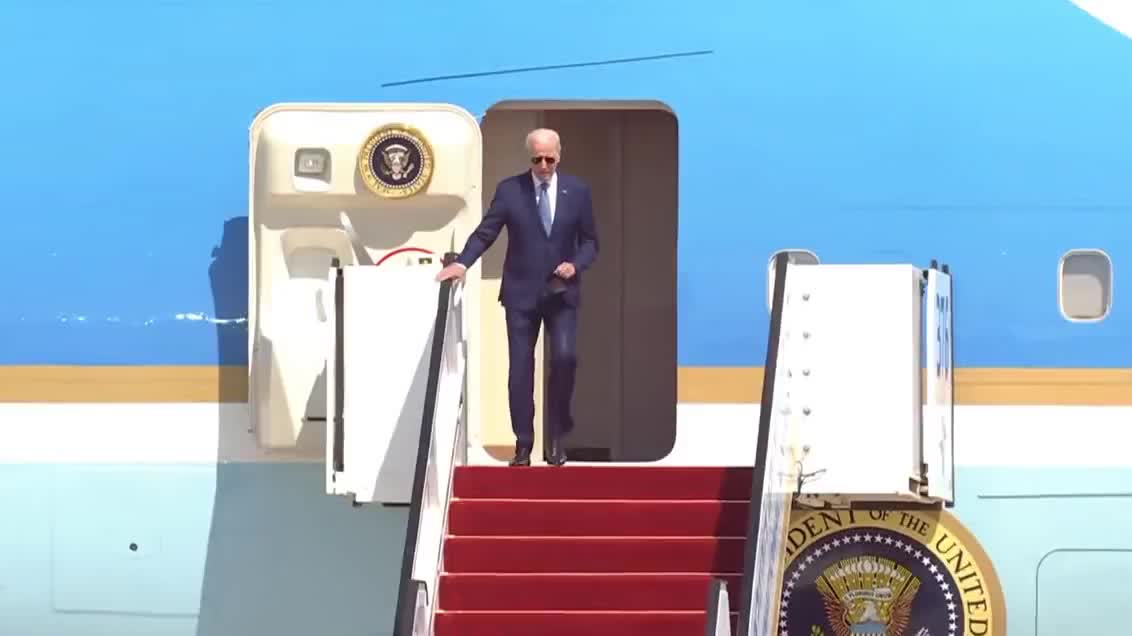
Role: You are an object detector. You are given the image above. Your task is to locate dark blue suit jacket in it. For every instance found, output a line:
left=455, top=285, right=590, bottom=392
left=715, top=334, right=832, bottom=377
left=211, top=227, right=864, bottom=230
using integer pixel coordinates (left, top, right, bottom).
left=456, top=171, right=599, bottom=310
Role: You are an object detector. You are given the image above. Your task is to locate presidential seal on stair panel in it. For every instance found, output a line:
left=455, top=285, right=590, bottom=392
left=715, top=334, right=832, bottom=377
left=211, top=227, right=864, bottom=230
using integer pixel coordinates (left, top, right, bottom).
left=780, top=509, right=1005, bottom=636
left=358, top=123, right=434, bottom=198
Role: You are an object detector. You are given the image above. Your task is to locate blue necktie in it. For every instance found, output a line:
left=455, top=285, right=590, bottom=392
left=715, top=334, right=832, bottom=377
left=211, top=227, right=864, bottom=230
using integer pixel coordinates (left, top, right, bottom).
left=537, top=181, right=552, bottom=236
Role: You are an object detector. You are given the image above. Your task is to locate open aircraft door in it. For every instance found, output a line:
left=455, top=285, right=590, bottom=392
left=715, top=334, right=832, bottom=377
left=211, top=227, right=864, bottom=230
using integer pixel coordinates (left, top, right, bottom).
left=247, top=103, right=483, bottom=503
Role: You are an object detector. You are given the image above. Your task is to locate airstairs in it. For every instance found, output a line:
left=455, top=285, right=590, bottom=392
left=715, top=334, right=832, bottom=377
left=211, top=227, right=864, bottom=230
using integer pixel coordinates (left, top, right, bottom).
left=321, top=252, right=954, bottom=636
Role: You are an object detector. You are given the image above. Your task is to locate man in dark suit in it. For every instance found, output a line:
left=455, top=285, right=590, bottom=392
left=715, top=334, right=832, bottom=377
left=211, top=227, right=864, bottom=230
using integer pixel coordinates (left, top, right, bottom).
left=436, top=128, right=599, bottom=467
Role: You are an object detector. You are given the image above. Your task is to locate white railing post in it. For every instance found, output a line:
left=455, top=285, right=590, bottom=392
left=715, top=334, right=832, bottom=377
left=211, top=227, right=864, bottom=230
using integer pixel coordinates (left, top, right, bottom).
left=408, top=280, right=468, bottom=635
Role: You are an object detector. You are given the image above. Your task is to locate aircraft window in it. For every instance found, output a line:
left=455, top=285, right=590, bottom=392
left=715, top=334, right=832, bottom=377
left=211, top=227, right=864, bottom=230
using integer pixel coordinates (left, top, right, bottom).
left=1059, top=249, right=1112, bottom=322
left=768, top=249, right=819, bottom=312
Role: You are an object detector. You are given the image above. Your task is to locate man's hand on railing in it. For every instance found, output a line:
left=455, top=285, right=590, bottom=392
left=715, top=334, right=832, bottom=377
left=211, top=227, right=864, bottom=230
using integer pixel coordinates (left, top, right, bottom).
left=436, top=252, right=465, bottom=282
left=436, top=263, right=466, bottom=282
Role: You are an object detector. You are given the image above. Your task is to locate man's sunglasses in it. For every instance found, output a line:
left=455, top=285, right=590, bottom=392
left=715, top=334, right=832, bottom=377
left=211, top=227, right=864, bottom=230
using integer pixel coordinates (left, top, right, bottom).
left=530, top=156, right=557, bottom=165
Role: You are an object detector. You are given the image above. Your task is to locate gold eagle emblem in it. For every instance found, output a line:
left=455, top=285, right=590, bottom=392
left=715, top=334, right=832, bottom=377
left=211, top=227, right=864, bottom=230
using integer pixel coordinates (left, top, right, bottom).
left=814, top=556, right=920, bottom=636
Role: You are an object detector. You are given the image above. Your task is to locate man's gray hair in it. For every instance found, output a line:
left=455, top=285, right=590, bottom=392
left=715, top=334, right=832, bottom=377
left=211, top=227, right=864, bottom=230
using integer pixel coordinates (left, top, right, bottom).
left=525, top=128, right=561, bottom=154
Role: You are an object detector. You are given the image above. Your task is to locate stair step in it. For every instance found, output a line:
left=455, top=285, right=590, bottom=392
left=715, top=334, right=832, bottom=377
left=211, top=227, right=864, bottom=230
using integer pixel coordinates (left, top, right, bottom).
left=453, top=466, right=754, bottom=501
left=448, top=499, right=749, bottom=537
left=435, top=610, right=739, bottom=636
left=438, top=573, right=745, bottom=611
left=444, top=536, right=746, bottom=574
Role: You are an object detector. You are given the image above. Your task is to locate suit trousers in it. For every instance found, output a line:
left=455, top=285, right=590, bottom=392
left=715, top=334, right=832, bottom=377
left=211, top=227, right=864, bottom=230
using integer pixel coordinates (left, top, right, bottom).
left=504, top=292, right=578, bottom=450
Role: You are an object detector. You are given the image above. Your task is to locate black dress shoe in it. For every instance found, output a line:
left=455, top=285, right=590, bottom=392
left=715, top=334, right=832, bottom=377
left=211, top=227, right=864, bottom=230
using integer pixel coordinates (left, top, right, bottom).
left=547, top=439, right=567, bottom=466
left=509, top=446, right=531, bottom=466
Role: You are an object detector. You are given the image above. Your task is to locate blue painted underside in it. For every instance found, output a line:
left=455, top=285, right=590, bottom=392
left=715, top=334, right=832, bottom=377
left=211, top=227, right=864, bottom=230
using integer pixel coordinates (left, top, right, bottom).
left=0, top=463, right=405, bottom=636
left=0, top=0, right=1129, bottom=366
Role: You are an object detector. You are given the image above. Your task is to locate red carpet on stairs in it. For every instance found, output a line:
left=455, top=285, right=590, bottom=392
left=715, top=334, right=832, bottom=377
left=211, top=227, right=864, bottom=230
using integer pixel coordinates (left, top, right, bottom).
left=436, top=466, right=752, bottom=636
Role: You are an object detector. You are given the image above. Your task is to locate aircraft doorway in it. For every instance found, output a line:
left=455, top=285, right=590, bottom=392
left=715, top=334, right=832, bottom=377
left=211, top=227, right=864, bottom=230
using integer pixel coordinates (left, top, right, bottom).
left=478, top=101, right=679, bottom=463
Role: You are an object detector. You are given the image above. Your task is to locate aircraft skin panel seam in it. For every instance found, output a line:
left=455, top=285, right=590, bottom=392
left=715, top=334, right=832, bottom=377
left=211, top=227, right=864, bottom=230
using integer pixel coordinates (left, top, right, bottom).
left=380, top=50, right=715, bottom=87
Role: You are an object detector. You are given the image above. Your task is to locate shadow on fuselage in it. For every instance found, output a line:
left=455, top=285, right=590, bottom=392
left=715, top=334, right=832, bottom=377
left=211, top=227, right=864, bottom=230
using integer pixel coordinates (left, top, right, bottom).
left=193, top=216, right=407, bottom=636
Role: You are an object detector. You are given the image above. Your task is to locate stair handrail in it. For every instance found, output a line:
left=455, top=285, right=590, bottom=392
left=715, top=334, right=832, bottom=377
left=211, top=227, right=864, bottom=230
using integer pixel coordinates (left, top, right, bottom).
left=704, top=578, right=733, bottom=636
left=736, top=250, right=792, bottom=636
left=392, top=253, right=468, bottom=636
